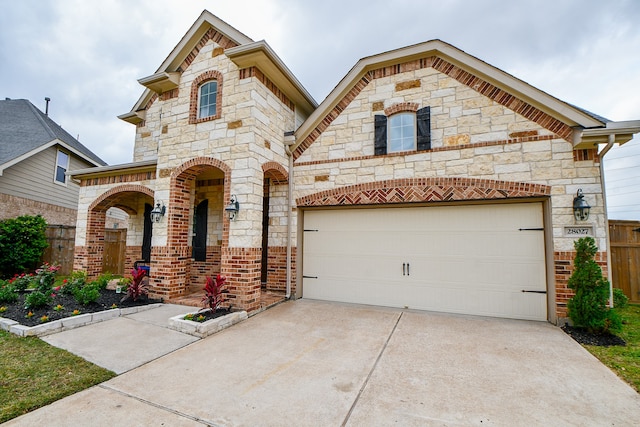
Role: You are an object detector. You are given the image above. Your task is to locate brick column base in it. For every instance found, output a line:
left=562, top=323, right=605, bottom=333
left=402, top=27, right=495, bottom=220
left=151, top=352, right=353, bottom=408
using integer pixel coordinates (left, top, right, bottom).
left=554, top=250, right=608, bottom=319
left=222, top=247, right=262, bottom=312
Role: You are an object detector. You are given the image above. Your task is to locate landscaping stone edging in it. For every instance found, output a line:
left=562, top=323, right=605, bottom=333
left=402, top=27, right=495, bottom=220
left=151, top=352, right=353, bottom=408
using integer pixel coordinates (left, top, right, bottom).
left=0, top=303, right=164, bottom=337
left=168, top=310, right=248, bottom=338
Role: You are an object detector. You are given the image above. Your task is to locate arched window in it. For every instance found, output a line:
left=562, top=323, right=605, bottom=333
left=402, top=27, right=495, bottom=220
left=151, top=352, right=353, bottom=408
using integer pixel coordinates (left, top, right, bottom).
left=388, top=112, right=415, bottom=153
left=198, top=81, right=218, bottom=119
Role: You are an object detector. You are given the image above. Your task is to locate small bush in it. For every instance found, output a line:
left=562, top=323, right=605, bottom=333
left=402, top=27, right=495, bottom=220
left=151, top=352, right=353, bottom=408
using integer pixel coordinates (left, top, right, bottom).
left=60, top=271, right=87, bottom=296
left=74, top=283, right=101, bottom=305
left=613, top=288, right=629, bottom=309
left=24, top=291, right=52, bottom=310
left=10, top=274, right=34, bottom=292
left=567, top=237, right=621, bottom=334
left=0, top=282, right=18, bottom=304
left=94, top=273, right=113, bottom=290
left=0, top=215, right=48, bottom=278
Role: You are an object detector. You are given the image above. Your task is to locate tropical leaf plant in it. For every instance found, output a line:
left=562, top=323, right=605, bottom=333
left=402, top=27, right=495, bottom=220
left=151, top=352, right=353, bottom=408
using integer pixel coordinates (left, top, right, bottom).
left=201, top=274, right=229, bottom=312
left=121, top=267, right=148, bottom=302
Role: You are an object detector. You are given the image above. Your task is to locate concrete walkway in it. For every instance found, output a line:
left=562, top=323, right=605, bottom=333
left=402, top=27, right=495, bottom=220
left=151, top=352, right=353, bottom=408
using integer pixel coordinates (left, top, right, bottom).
left=6, top=300, right=640, bottom=426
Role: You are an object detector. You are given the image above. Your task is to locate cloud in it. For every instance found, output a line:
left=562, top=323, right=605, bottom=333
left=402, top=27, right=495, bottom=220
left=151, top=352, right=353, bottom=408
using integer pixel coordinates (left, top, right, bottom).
left=1, top=0, right=639, bottom=217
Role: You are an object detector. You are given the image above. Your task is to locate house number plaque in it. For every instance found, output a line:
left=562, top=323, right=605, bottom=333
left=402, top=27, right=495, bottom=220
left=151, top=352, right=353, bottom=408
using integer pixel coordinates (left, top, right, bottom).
left=564, top=225, right=593, bottom=237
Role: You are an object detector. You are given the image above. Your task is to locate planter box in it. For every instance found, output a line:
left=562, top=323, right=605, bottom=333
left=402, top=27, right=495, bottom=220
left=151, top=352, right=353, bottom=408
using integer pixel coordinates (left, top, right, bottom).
left=0, top=303, right=163, bottom=337
left=169, top=309, right=247, bottom=338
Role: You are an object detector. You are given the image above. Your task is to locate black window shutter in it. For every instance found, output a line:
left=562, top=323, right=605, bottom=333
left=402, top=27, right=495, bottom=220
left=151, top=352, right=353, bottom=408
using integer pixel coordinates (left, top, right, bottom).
left=416, top=106, right=431, bottom=151
left=374, top=115, right=388, bottom=155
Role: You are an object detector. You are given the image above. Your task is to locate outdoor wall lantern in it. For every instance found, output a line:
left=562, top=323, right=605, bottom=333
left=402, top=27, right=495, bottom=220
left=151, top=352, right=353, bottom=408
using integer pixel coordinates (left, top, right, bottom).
left=150, top=202, right=166, bottom=223
left=225, top=194, right=240, bottom=221
left=573, top=189, right=591, bottom=222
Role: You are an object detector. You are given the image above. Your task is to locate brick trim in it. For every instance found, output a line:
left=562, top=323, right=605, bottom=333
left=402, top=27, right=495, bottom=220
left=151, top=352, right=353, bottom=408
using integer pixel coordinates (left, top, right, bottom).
left=178, top=27, right=238, bottom=72
left=80, top=170, right=156, bottom=187
left=384, top=102, right=419, bottom=116
left=293, top=55, right=574, bottom=160
left=88, top=184, right=155, bottom=212
left=262, top=161, right=288, bottom=184
left=296, top=178, right=550, bottom=207
left=189, top=70, right=223, bottom=124
left=239, top=67, right=295, bottom=111
left=295, top=134, right=555, bottom=167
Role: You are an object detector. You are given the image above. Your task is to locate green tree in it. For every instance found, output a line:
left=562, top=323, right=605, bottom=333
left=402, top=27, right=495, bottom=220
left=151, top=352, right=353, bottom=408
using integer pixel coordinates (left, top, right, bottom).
left=567, top=237, right=621, bottom=334
left=0, top=215, right=48, bottom=278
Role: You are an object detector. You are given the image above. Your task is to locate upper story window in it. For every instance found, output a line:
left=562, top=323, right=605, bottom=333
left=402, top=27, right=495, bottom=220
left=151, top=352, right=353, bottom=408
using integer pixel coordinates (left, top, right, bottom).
left=55, top=150, right=69, bottom=184
left=198, top=81, right=218, bottom=119
left=375, top=106, right=431, bottom=156
left=189, top=70, right=223, bottom=124
left=388, top=113, right=416, bottom=153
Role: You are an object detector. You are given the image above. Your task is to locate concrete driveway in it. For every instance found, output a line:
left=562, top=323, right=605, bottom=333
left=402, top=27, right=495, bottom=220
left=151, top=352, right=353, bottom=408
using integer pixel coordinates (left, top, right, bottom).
left=6, top=299, right=640, bottom=426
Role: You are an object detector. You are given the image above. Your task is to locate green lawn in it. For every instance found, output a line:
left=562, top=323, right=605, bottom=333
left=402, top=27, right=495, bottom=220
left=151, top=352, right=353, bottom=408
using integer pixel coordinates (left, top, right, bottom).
left=0, top=330, right=116, bottom=423
left=583, top=304, right=640, bottom=392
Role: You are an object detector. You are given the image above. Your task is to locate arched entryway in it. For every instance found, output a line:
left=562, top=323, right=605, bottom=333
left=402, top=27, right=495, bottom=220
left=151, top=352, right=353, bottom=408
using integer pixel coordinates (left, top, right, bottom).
left=153, top=157, right=230, bottom=301
left=81, top=185, right=155, bottom=279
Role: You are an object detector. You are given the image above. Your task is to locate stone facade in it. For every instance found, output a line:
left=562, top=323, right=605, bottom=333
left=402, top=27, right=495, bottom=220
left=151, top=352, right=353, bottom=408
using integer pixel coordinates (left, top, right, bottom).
left=71, top=12, right=637, bottom=321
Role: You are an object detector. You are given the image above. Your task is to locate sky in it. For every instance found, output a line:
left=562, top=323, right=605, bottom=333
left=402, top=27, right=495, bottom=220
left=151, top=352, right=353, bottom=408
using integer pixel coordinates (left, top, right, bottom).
left=1, top=0, right=639, bottom=219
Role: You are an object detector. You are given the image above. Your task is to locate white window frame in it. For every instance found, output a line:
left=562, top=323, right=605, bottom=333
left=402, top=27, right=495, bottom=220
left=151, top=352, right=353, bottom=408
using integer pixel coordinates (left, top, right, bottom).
left=198, top=80, right=218, bottom=119
left=54, top=149, right=69, bottom=185
left=388, top=112, right=416, bottom=153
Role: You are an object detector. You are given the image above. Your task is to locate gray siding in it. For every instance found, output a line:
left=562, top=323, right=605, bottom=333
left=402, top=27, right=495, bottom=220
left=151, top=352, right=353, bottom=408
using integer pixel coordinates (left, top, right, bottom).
left=0, top=146, right=95, bottom=210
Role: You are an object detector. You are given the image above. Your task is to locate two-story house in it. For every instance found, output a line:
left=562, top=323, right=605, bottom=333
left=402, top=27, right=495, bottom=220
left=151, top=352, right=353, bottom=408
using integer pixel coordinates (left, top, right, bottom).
left=70, top=10, right=640, bottom=324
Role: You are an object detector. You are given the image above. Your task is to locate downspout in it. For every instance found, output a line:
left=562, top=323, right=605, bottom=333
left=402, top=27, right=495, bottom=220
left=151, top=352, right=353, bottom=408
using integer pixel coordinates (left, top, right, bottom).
left=599, top=134, right=615, bottom=307
left=284, top=135, right=295, bottom=299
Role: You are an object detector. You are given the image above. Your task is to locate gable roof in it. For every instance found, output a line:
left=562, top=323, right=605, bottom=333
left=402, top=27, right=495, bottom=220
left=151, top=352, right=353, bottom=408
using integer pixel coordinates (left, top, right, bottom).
left=0, top=99, right=106, bottom=174
left=293, top=39, right=639, bottom=158
left=120, top=10, right=316, bottom=122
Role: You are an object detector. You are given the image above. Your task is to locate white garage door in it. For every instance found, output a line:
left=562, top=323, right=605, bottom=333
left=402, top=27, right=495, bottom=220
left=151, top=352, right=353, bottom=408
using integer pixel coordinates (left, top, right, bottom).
left=302, top=203, right=547, bottom=321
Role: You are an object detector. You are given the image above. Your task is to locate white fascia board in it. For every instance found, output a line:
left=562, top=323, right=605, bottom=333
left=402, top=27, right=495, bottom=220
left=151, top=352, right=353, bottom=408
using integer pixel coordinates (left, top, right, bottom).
left=68, top=159, right=158, bottom=177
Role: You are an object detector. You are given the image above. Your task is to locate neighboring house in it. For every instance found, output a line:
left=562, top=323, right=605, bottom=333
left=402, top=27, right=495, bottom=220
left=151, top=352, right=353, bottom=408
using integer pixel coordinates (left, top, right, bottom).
left=0, top=98, right=106, bottom=226
left=70, top=10, right=640, bottom=324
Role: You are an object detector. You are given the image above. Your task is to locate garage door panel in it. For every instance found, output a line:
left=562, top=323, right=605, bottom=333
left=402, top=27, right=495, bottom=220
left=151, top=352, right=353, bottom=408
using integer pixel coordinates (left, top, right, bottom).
left=303, top=203, right=547, bottom=321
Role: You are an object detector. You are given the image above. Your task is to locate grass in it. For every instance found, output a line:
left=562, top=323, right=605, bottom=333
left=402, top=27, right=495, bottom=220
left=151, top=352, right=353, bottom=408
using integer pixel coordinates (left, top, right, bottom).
left=0, top=330, right=116, bottom=423
left=582, top=304, right=640, bottom=392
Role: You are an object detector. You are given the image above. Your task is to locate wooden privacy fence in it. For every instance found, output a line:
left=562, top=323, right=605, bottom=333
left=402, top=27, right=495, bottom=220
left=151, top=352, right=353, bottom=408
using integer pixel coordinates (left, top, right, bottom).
left=610, top=220, right=640, bottom=303
left=42, top=225, right=76, bottom=276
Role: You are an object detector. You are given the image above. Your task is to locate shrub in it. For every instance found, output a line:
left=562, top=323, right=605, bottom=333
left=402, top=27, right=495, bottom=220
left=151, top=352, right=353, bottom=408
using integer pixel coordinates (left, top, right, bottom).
left=94, top=273, right=113, bottom=290
left=567, top=237, right=621, bottom=334
left=0, top=215, right=48, bottom=278
left=73, top=283, right=101, bottom=305
left=60, top=271, right=87, bottom=296
left=0, top=282, right=18, bottom=304
left=24, top=291, right=52, bottom=310
left=33, top=263, right=59, bottom=296
left=613, top=288, right=629, bottom=309
left=10, top=274, right=34, bottom=292
left=202, top=274, right=229, bottom=312
left=121, top=268, right=148, bottom=302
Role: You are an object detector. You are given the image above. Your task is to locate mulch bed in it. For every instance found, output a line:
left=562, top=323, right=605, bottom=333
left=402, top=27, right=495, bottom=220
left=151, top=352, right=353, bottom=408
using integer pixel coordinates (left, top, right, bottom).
left=184, top=307, right=232, bottom=322
left=561, top=324, right=626, bottom=347
left=0, top=290, right=161, bottom=327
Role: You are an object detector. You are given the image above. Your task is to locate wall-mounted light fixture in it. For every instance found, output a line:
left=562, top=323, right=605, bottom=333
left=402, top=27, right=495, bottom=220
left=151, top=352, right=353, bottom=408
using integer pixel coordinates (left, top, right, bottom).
left=225, top=194, right=239, bottom=221
left=150, top=202, right=166, bottom=223
left=573, top=189, right=591, bottom=222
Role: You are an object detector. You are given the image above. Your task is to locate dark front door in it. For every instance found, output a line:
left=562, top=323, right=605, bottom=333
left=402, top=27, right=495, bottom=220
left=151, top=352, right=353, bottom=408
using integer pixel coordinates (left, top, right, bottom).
left=261, top=179, right=270, bottom=285
left=142, top=203, right=152, bottom=262
left=192, top=199, right=208, bottom=261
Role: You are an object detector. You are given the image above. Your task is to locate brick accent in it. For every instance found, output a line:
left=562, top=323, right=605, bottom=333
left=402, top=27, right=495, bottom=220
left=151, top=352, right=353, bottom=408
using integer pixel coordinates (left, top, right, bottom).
left=294, top=134, right=555, bottom=167
left=384, top=102, right=419, bottom=116
left=188, top=70, right=223, bottom=124
left=239, top=67, right=295, bottom=111
left=554, top=250, right=608, bottom=319
left=88, top=185, right=155, bottom=212
left=178, top=27, right=238, bottom=72
left=395, top=79, right=421, bottom=91
left=222, top=246, right=262, bottom=312
left=81, top=171, right=156, bottom=187
left=265, top=246, right=296, bottom=294
left=297, top=178, right=550, bottom=207
left=189, top=245, right=222, bottom=293
left=262, top=161, right=289, bottom=184
left=0, top=193, right=78, bottom=226
left=125, top=245, right=142, bottom=273
left=573, top=148, right=599, bottom=163
left=293, top=56, right=574, bottom=160
left=160, top=88, right=179, bottom=101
